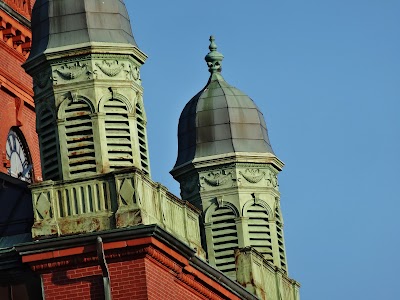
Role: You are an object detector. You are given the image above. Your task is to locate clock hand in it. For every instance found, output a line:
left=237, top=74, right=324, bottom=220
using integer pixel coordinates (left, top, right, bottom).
left=19, top=164, right=32, bottom=178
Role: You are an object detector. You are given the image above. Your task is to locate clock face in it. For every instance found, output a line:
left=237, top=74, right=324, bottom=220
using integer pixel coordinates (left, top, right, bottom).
left=5, top=130, right=32, bottom=183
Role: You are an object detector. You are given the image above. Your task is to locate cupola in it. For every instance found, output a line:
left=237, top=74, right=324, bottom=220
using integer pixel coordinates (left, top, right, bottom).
left=29, top=0, right=137, bottom=59
left=174, top=36, right=275, bottom=170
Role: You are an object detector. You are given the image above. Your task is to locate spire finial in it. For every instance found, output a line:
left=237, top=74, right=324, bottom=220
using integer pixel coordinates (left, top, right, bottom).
left=205, top=35, right=224, bottom=74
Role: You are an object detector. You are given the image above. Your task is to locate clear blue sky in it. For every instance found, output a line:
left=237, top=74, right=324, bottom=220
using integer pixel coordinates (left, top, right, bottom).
left=125, top=1, right=400, bottom=299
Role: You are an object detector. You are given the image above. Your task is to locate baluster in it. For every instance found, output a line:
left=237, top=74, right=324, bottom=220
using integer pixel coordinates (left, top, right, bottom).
left=99, top=183, right=106, bottom=211
left=86, top=185, right=92, bottom=213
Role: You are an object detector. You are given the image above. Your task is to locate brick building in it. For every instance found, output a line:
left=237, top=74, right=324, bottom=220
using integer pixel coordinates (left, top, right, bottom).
left=0, top=0, right=40, bottom=182
left=0, top=1, right=300, bottom=299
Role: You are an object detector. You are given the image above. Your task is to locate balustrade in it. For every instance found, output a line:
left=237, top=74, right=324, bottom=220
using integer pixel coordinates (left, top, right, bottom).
left=31, top=168, right=204, bottom=256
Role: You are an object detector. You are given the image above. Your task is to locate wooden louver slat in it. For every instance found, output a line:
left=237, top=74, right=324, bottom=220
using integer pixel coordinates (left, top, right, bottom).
left=105, top=99, right=133, bottom=170
left=64, top=101, right=96, bottom=176
left=211, top=207, right=238, bottom=279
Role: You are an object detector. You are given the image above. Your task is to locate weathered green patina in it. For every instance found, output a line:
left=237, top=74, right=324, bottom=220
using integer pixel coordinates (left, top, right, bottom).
left=172, top=37, right=300, bottom=299
left=23, top=0, right=203, bottom=256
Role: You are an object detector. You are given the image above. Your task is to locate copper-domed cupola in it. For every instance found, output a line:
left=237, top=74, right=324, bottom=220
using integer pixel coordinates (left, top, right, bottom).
left=171, top=37, right=287, bottom=279
left=174, top=36, right=275, bottom=170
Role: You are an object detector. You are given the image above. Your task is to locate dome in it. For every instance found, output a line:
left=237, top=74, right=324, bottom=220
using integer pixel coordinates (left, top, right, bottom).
left=29, top=0, right=137, bottom=58
left=174, top=37, right=274, bottom=169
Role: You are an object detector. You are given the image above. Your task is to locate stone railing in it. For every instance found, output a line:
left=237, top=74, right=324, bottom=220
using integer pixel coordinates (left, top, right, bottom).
left=30, top=167, right=204, bottom=256
left=235, top=247, right=300, bottom=300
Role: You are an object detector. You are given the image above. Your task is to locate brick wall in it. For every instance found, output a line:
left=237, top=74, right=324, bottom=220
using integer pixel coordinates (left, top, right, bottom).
left=109, top=258, right=148, bottom=300
left=40, top=255, right=229, bottom=300
left=109, top=257, right=211, bottom=300
left=145, top=259, right=205, bottom=300
left=0, top=88, right=42, bottom=181
left=0, top=6, right=41, bottom=181
left=2, top=0, right=32, bottom=19
left=42, top=265, right=104, bottom=300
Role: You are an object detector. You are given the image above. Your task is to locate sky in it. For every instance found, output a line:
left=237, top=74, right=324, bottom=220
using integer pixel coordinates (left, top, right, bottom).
left=125, top=1, right=400, bottom=299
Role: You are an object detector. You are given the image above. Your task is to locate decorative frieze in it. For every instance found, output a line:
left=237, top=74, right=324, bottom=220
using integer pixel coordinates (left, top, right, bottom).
left=53, top=61, right=91, bottom=82
left=48, top=57, right=143, bottom=85
left=95, top=60, right=124, bottom=77
left=239, top=169, right=265, bottom=184
left=237, top=166, right=279, bottom=190
left=93, top=59, right=141, bottom=83
left=200, top=169, right=233, bottom=188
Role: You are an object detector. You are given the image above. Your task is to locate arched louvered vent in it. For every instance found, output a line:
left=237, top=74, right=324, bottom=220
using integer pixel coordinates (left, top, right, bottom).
left=38, top=109, right=59, bottom=180
left=104, top=99, right=134, bottom=170
left=136, top=103, right=149, bottom=175
left=64, top=101, right=96, bottom=176
left=275, top=205, right=287, bottom=272
left=211, top=206, right=239, bottom=278
left=247, top=204, right=273, bottom=264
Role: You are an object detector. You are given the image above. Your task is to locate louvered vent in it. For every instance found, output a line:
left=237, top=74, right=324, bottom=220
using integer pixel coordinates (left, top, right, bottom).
left=38, top=109, right=59, bottom=180
left=104, top=99, right=134, bottom=170
left=247, top=204, right=273, bottom=264
left=275, top=205, right=287, bottom=272
left=64, top=101, right=96, bottom=176
left=211, top=207, right=239, bottom=278
left=136, top=103, right=150, bottom=175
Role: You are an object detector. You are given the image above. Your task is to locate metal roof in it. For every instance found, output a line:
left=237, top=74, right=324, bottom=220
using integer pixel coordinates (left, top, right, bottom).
left=174, top=36, right=274, bottom=168
left=29, top=0, right=137, bottom=58
left=175, top=72, right=274, bottom=168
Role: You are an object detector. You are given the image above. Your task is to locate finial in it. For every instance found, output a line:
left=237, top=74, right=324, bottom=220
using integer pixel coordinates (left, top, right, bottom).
left=205, top=35, right=224, bottom=74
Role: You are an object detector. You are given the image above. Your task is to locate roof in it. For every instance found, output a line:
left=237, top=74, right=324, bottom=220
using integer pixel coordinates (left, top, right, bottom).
left=174, top=37, right=274, bottom=169
left=29, top=0, right=137, bottom=58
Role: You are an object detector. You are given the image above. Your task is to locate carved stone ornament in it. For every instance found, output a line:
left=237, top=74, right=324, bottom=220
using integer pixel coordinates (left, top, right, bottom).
left=54, top=62, right=89, bottom=80
left=130, top=65, right=141, bottom=82
left=264, top=169, right=278, bottom=188
left=119, top=178, right=135, bottom=206
left=64, top=90, right=80, bottom=103
left=201, top=170, right=232, bottom=187
left=181, top=176, right=198, bottom=195
left=36, top=193, right=52, bottom=220
left=34, top=71, right=51, bottom=90
left=271, top=173, right=278, bottom=188
left=239, top=168, right=266, bottom=184
left=217, top=196, right=224, bottom=207
left=95, top=60, right=124, bottom=77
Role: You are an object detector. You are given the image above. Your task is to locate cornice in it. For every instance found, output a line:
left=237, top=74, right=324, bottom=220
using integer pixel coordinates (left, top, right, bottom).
left=0, top=36, right=25, bottom=62
left=15, top=225, right=257, bottom=300
left=0, top=1, right=31, bottom=24
left=0, top=10, right=32, bottom=57
left=24, top=43, right=147, bottom=74
left=171, top=152, right=284, bottom=180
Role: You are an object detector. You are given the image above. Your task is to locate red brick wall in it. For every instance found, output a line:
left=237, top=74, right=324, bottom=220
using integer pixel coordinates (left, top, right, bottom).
left=2, top=0, right=32, bottom=19
left=109, top=257, right=210, bottom=300
left=109, top=258, right=148, bottom=300
left=24, top=237, right=246, bottom=300
left=0, top=6, right=41, bottom=181
left=42, top=265, right=104, bottom=300
left=0, top=89, right=42, bottom=181
left=39, top=254, right=238, bottom=300
left=145, top=259, right=205, bottom=300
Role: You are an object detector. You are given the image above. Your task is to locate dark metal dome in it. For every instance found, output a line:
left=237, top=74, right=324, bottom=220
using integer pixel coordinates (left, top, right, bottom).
left=175, top=70, right=274, bottom=168
left=29, top=0, right=137, bottom=58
